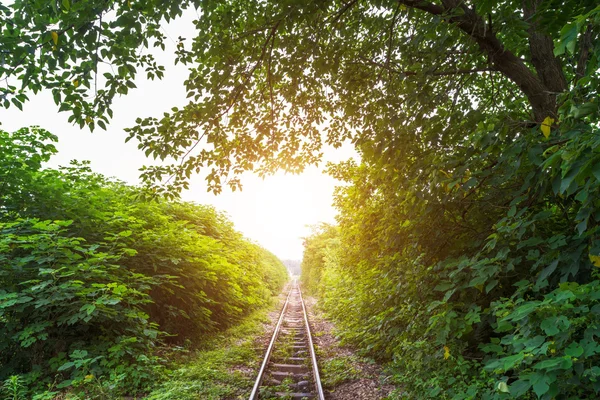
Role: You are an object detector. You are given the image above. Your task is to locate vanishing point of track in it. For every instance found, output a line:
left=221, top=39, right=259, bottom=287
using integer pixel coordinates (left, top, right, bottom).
left=249, top=281, right=325, bottom=400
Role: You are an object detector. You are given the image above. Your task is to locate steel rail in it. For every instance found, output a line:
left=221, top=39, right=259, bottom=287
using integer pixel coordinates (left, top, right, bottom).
left=249, top=281, right=325, bottom=400
left=299, top=283, right=326, bottom=400
left=248, top=284, right=293, bottom=400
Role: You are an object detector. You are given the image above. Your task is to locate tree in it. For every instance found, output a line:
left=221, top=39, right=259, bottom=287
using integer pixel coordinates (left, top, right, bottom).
left=3, top=0, right=597, bottom=195
left=0, top=0, right=197, bottom=129
left=130, top=0, right=592, bottom=194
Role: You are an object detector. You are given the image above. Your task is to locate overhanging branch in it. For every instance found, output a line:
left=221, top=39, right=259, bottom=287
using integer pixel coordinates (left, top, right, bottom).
left=398, top=0, right=558, bottom=121
left=358, top=57, right=496, bottom=77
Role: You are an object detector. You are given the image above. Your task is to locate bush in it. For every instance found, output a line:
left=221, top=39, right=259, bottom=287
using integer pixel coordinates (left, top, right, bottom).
left=302, top=9, right=600, bottom=394
left=0, top=127, right=288, bottom=396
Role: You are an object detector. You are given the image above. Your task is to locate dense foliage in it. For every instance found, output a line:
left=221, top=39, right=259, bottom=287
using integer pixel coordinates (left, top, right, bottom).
left=0, top=127, right=288, bottom=397
left=0, top=0, right=198, bottom=129
left=293, top=1, right=599, bottom=399
left=4, top=0, right=600, bottom=398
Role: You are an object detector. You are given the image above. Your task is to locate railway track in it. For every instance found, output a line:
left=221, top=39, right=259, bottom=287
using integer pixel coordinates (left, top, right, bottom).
left=249, top=281, right=325, bottom=400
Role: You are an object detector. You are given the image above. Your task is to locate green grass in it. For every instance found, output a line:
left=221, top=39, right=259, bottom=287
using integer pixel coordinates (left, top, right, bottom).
left=319, top=355, right=362, bottom=388
left=259, top=325, right=298, bottom=399
left=145, top=298, right=280, bottom=400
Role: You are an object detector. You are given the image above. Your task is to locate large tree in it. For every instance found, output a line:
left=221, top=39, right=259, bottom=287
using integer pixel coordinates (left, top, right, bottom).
left=2, top=0, right=597, bottom=194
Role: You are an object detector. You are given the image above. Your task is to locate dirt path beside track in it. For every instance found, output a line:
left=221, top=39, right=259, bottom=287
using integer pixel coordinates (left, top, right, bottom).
left=304, top=297, right=396, bottom=400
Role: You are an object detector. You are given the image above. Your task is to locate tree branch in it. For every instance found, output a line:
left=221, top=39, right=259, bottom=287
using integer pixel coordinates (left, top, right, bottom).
left=398, top=0, right=559, bottom=121
left=521, top=0, right=567, bottom=93
left=576, top=23, right=593, bottom=81
left=358, top=56, right=496, bottom=77
left=219, top=19, right=282, bottom=121
left=328, top=0, right=361, bottom=24
left=386, top=3, right=402, bottom=72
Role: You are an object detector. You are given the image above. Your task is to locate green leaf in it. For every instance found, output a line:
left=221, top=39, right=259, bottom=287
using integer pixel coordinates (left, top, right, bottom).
left=572, top=102, right=597, bottom=119
left=11, top=98, right=23, bottom=111
left=70, top=349, right=88, bottom=359
left=565, top=342, right=584, bottom=358
left=534, top=356, right=572, bottom=371
left=560, top=166, right=579, bottom=194
left=554, top=23, right=578, bottom=56
left=502, top=352, right=525, bottom=371
left=57, top=361, right=75, bottom=371
left=533, top=378, right=550, bottom=397
left=510, top=379, right=532, bottom=397
left=592, top=162, right=600, bottom=182
left=536, top=260, right=559, bottom=288
left=541, top=317, right=560, bottom=335
left=505, top=301, right=540, bottom=322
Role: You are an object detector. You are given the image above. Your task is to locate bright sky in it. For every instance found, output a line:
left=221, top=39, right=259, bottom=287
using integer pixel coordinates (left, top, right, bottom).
left=0, top=10, right=355, bottom=261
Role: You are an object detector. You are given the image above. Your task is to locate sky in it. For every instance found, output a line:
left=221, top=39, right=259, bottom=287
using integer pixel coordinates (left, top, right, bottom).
left=0, top=10, right=356, bottom=261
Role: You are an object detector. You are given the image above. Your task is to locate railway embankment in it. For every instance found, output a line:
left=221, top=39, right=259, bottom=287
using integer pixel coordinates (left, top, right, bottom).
left=304, top=297, right=395, bottom=400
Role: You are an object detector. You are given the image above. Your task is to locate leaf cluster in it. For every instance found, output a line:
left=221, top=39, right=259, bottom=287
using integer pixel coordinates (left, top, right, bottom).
left=0, top=127, right=288, bottom=397
left=0, top=0, right=198, bottom=129
left=302, top=4, right=600, bottom=399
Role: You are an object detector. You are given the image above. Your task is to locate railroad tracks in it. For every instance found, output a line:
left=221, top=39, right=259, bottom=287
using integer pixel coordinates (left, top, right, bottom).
left=249, top=282, right=325, bottom=400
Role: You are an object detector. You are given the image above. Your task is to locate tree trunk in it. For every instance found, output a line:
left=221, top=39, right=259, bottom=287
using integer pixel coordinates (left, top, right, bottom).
left=403, top=0, right=567, bottom=122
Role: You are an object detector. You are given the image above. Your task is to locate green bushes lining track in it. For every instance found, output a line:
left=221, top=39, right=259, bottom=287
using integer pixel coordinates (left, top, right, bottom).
left=0, top=127, right=288, bottom=396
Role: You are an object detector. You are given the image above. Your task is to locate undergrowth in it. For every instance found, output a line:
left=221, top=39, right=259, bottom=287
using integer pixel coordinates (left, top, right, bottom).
left=0, top=127, right=288, bottom=399
left=145, top=297, right=280, bottom=400
left=319, top=355, right=362, bottom=388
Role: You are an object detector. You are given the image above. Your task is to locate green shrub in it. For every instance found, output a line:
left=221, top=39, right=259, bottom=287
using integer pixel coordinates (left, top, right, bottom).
left=0, top=127, right=288, bottom=396
left=302, top=7, right=600, bottom=397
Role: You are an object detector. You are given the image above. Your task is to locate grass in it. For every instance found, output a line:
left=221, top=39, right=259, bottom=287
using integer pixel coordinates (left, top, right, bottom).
left=319, top=355, right=362, bottom=388
left=259, top=377, right=294, bottom=400
left=144, top=298, right=280, bottom=400
left=259, top=325, right=298, bottom=399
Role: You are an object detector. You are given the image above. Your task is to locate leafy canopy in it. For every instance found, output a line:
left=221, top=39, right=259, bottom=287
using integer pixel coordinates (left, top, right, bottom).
left=0, top=0, right=197, bottom=129
left=298, top=1, right=600, bottom=398
left=3, top=0, right=595, bottom=195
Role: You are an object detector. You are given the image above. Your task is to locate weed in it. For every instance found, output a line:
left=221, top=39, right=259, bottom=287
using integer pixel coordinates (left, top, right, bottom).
left=2, top=376, right=27, bottom=400
left=145, top=298, right=279, bottom=400
left=320, top=356, right=361, bottom=388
